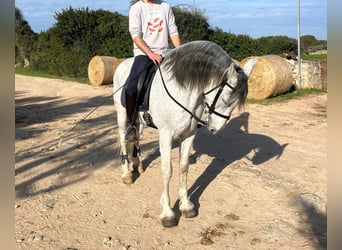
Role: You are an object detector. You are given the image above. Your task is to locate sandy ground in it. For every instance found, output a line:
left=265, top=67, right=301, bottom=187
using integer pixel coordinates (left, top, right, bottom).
left=15, top=74, right=327, bottom=250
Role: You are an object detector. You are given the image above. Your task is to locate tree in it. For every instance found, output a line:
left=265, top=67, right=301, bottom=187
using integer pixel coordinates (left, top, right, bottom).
left=207, top=28, right=229, bottom=48
left=31, top=7, right=132, bottom=78
left=15, top=7, right=38, bottom=67
left=208, top=28, right=259, bottom=61
left=172, top=6, right=209, bottom=43
left=301, top=35, right=318, bottom=48
left=255, top=36, right=297, bottom=55
left=301, top=35, right=326, bottom=53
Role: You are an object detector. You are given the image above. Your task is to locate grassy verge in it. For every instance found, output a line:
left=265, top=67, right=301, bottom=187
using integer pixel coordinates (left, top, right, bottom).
left=247, top=88, right=326, bottom=105
left=15, top=67, right=90, bottom=84
left=302, top=54, right=327, bottom=61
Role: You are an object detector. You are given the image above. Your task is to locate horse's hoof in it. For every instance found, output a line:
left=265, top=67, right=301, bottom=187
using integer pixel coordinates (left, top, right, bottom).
left=133, top=165, right=144, bottom=174
left=138, top=166, right=144, bottom=173
left=121, top=175, right=133, bottom=185
left=161, top=217, right=178, bottom=228
left=181, top=209, right=197, bottom=218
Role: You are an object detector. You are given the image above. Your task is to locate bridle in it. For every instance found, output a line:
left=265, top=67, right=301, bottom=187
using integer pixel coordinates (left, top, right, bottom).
left=158, top=65, right=236, bottom=127
left=203, top=79, right=236, bottom=121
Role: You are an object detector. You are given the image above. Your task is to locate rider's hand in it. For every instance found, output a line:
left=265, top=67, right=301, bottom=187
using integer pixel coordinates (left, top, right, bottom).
left=148, top=53, right=163, bottom=65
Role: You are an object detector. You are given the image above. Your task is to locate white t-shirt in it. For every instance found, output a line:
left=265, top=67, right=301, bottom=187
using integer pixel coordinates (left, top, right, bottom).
left=129, top=0, right=179, bottom=57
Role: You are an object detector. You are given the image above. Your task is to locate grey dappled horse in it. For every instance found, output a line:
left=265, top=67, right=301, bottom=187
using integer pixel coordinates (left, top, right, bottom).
left=113, top=40, right=253, bottom=227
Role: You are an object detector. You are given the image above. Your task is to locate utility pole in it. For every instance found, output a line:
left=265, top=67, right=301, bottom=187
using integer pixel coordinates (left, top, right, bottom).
left=297, top=0, right=301, bottom=89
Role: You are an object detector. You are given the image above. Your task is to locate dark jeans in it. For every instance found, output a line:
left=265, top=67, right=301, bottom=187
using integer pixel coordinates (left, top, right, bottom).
left=125, top=55, right=153, bottom=96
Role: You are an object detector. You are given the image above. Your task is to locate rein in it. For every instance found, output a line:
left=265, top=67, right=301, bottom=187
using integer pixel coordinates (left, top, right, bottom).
left=57, top=84, right=125, bottom=147
left=157, top=65, right=235, bottom=127
left=157, top=65, right=207, bottom=126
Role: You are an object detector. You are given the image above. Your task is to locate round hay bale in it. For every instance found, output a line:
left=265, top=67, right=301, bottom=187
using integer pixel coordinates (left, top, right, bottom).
left=88, top=56, right=124, bottom=86
left=241, top=55, right=294, bottom=99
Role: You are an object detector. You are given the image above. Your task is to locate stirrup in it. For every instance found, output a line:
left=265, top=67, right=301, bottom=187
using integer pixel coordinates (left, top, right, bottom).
left=125, top=125, right=138, bottom=142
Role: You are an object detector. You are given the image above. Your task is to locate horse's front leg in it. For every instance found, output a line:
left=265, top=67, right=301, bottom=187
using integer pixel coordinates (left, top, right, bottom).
left=178, top=135, right=197, bottom=218
left=159, top=131, right=177, bottom=227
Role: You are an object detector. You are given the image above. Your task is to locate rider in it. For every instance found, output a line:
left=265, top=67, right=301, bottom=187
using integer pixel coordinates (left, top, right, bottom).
left=124, top=0, right=181, bottom=141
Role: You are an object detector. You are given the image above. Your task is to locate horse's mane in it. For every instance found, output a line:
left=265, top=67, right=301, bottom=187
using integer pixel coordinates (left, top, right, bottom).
left=233, top=65, right=249, bottom=109
left=163, top=40, right=248, bottom=108
left=163, top=40, right=234, bottom=90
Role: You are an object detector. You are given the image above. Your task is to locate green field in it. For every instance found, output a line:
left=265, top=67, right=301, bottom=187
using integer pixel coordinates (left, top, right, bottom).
left=302, top=54, right=327, bottom=61
left=15, top=67, right=90, bottom=84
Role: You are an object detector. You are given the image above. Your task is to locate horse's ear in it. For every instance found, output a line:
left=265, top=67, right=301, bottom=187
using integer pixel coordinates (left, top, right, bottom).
left=242, top=57, right=258, bottom=77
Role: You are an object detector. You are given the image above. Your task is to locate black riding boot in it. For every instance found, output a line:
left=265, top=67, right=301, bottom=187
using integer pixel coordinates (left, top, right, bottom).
left=125, top=91, right=138, bottom=141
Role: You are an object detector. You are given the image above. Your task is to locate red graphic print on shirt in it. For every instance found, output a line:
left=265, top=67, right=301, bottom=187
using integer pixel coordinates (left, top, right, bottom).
left=148, top=17, right=164, bottom=35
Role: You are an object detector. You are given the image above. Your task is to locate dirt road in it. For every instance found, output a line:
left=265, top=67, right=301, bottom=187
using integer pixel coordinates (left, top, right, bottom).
left=15, top=74, right=327, bottom=249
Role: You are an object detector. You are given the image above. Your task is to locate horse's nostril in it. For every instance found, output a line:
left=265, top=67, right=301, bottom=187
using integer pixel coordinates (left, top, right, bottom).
left=210, top=129, right=216, bottom=134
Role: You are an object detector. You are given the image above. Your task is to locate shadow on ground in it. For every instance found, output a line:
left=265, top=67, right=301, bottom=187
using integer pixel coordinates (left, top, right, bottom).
left=137, top=112, right=287, bottom=221
left=15, top=91, right=159, bottom=198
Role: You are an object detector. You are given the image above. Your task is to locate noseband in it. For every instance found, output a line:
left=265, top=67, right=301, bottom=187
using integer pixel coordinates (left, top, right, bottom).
left=203, top=79, right=236, bottom=121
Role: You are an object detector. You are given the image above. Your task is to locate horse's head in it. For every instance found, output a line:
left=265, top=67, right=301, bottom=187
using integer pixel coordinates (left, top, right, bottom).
left=203, top=62, right=250, bottom=134
left=162, top=40, right=254, bottom=133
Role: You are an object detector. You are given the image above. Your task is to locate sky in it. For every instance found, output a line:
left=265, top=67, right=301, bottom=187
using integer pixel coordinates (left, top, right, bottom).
left=15, top=0, right=327, bottom=40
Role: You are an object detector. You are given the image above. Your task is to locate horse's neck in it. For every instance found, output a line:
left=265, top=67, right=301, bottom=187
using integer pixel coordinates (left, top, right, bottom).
left=151, top=73, right=204, bottom=114
left=172, top=81, right=203, bottom=107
